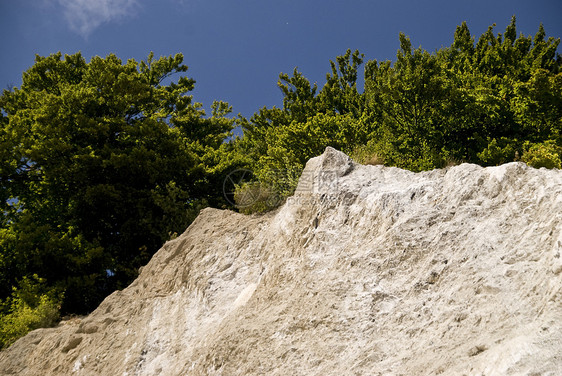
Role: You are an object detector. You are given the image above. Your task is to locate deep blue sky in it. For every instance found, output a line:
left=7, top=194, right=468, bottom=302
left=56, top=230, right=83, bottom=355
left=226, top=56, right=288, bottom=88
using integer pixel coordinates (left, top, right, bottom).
left=1, top=0, right=561, bottom=119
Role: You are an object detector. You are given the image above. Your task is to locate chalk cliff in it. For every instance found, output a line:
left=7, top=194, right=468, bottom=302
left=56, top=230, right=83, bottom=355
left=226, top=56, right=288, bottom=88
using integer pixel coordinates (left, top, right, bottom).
left=1, top=147, right=561, bottom=375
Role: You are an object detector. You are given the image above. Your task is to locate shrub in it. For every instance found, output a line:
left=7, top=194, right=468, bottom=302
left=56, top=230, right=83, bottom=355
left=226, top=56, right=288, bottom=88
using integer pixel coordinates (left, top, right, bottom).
left=0, top=275, right=62, bottom=350
left=234, top=182, right=283, bottom=215
left=477, top=138, right=518, bottom=166
left=350, top=143, right=385, bottom=166
left=521, top=141, right=562, bottom=169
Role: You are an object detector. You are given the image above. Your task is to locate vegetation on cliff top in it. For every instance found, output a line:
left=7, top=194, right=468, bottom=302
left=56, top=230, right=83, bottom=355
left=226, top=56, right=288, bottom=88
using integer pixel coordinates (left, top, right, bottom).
left=0, top=17, right=560, bottom=348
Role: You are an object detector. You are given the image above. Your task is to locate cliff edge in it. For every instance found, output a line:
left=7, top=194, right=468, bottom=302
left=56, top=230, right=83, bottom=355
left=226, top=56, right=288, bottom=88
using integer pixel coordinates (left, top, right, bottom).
left=1, top=147, right=561, bottom=375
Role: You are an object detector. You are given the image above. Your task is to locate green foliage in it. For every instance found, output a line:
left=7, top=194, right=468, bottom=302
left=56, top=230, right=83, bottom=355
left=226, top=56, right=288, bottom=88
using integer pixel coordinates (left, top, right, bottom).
left=0, top=52, right=236, bottom=314
left=350, top=141, right=385, bottom=166
left=365, top=32, right=453, bottom=170
left=234, top=182, right=281, bottom=215
left=239, top=17, right=561, bottom=202
left=477, top=138, right=519, bottom=165
left=237, top=50, right=379, bottom=208
left=0, top=275, right=62, bottom=350
left=1, top=17, right=561, bottom=327
left=521, top=140, right=562, bottom=169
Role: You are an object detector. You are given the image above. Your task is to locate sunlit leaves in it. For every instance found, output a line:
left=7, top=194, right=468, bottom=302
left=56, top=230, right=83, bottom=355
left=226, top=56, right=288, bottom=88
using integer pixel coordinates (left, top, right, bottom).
left=0, top=51, right=234, bottom=315
left=240, top=17, right=561, bottom=201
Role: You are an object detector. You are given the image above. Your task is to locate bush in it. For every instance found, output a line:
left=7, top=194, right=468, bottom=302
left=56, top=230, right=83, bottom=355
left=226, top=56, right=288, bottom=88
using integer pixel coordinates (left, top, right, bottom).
left=234, top=182, right=283, bottom=214
left=256, top=167, right=302, bottom=199
left=521, top=141, right=562, bottom=169
left=0, top=275, right=62, bottom=350
left=350, top=143, right=385, bottom=166
left=477, top=138, right=519, bottom=166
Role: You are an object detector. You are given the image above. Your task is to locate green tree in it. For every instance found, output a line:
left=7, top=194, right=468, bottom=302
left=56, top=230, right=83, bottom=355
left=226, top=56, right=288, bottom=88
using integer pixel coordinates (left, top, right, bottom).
left=0, top=275, right=62, bottom=350
left=363, top=17, right=561, bottom=168
left=0, top=52, right=235, bottom=314
left=320, top=49, right=365, bottom=117
left=365, top=33, right=451, bottom=170
left=238, top=18, right=561, bottom=208
left=236, top=50, right=375, bottom=207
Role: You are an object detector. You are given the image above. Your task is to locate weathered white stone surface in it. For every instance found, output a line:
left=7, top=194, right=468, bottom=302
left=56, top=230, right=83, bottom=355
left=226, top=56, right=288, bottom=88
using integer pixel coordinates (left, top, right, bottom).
left=1, top=147, right=561, bottom=375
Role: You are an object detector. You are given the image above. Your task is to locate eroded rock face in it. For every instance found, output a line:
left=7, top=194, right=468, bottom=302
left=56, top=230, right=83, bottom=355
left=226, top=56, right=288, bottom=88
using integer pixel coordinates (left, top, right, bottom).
left=1, top=147, right=561, bottom=375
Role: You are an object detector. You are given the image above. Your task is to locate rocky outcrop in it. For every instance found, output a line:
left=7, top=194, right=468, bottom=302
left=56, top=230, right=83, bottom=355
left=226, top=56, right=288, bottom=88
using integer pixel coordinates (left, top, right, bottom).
left=1, top=147, right=561, bottom=375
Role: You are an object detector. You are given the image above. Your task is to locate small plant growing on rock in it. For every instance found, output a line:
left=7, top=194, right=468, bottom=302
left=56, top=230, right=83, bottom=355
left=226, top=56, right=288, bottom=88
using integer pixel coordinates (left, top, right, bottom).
left=234, top=182, right=282, bottom=214
left=521, top=141, right=562, bottom=169
left=0, top=275, right=62, bottom=350
left=350, top=143, right=385, bottom=166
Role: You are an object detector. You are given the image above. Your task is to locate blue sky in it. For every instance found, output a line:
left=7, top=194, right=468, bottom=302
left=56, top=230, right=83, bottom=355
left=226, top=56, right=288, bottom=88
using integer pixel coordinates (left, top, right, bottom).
left=1, top=0, right=561, bottom=119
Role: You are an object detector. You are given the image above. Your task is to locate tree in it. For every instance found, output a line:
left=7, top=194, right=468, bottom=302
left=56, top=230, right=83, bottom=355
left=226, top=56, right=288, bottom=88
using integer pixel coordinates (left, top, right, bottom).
left=0, top=52, right=235, bottom=314
left=237, top=18, right=561, bottom=205
left=363, top=18, right=561, bottom=169
left=236, top=50, right=374, bottom=206
left=365, top=33, right=451, bottom=170
left=320, top=49, right=365, bottom=117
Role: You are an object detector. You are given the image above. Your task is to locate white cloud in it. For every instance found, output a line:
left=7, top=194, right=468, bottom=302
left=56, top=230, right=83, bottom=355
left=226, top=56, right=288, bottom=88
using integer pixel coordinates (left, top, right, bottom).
left=58, top=0, right=139, bottom=38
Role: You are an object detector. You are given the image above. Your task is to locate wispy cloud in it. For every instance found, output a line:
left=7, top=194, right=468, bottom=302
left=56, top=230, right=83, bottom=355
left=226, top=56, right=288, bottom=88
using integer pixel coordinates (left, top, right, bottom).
left=58, top=0, right=139, bottom=38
